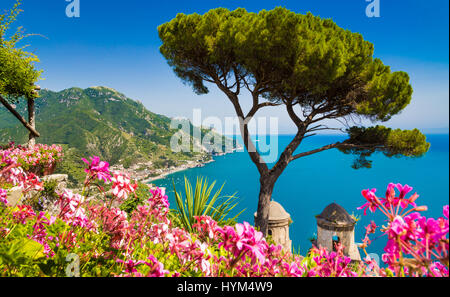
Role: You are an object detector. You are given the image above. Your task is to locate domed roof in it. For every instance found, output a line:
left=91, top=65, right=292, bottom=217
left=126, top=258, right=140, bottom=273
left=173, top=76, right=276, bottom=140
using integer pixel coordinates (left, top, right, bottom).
left=268, top=200, right=290, bottom=221
left=254, top=200, right=291, bottom=222
left=316, top=203, right=355, bottom=229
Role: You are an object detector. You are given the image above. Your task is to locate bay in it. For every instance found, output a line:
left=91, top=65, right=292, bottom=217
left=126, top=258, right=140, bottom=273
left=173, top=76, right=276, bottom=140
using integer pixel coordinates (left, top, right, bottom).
left=153, top=134, right=449, bottom=257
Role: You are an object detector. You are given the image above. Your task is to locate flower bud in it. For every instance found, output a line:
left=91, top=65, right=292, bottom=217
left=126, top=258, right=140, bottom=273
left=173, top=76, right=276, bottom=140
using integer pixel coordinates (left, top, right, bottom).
left=414, top=206, right=428, bottom=212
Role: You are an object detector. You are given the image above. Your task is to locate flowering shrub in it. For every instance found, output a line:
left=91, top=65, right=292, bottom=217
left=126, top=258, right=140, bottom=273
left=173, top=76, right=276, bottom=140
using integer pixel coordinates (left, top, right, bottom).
left=0, top=152, right=448, bottom=277
left=0, top=143, right=63, bottom=177
left=0, top=160, right=43, bottom=193
left=359, top=183, right=449, bottom=277
left=305, top=245, right=363, bottom=277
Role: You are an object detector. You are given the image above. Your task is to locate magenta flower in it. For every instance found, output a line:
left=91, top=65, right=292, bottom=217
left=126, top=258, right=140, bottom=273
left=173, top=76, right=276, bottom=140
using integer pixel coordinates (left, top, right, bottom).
left=216, top=222, right=268, bottom=266
left=82, top=156, right=111, bottom=183
left=417, top=216, right=446, bottom=247
left=143, top=255, right=170, bottom=277
left=149, top=187, right=170, bottom=209
left=11, top=205, right=36, bottom=224
left=396, top=183, right=413, bottom=199
left=308, top=245, right=356, bottom=277
left=0, top=188, right=7, bottom=205
left=116, top=259, right=146, bottom=274
left=193, top=215, right=218, bottom=240
left=361, top=184, right=449, bottom=277
left=358, top=188, right=380, bottom=215
left=281, top=261, right=304, bottom=277
left=389, top=216, right=409, bottom=237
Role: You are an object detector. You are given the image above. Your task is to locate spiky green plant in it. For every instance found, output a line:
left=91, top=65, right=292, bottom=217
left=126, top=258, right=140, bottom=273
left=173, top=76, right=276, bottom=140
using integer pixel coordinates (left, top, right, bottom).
left=173, top=176, right=244, bottom=232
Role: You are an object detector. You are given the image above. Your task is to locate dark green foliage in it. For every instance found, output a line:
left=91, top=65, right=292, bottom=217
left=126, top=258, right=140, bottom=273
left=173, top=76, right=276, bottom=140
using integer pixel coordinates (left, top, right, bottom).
left=158, top=7, right=413, bottom=122
left=120, top=182, right=151, bottom=215
left=158, top=7, right=429, bottom=169
left=340, top=126, right=430, bottom=169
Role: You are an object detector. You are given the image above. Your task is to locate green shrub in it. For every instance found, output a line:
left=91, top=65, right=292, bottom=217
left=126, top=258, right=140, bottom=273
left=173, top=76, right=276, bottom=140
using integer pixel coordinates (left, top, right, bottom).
left=173, top=176, right=244, bottom=232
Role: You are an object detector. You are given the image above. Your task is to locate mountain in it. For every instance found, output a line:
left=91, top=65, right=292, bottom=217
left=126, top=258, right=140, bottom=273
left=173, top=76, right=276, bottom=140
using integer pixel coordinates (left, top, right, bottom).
left=0, top=86, right=237, bottom=184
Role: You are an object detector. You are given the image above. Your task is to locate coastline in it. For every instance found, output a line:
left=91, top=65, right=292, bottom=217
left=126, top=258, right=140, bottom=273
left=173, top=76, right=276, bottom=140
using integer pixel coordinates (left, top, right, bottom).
left=141, top=159, right=215, bottom=184
left=141, top=147, right=243, bottom=184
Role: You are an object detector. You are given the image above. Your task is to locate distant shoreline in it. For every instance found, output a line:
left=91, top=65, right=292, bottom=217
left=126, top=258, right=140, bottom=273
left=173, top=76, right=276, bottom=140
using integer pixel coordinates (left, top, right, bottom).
left=142, top=147, right=243, bottom=184
left=142, top=159, right=215, bottom=184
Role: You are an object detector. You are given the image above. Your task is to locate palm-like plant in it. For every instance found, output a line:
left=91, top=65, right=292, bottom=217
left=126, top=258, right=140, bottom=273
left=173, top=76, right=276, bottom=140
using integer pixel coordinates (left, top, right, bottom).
left=173, top=176, right=244, bottom=232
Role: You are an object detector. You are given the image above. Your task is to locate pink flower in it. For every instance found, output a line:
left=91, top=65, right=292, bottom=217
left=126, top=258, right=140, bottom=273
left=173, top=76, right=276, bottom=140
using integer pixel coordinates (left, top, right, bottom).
left=144, top=255, right=170, bottom=277
left=56, top=189, right=93, bottom=230
left=82, top=156, right=111, bottom=183
left=117, top=256, right=169, bottom=277
left=11, top=205, right=36, bottom=224
left=216, top=222, right=268, bottom=265
left=361, top=184, right=449, bottom=277
left=193, top=215, right=218, bottom=240
left=30, top=212, right=55, bottom=257
left=111, top=171, right=137, bottom=201
left=396, top=183, right=413, bottom=199
left=23, top=173, right=44, bottom=192
left=389, top=216, right=408, bottom=237
left=308, top=245, right=356, bottom=277
left=358, top=188, right=380, bottom=215
left=365, top=221, right=377, bottom=235
left=116, top=259, right=146, bottom=274
left=417, top=216, right=446, bottom=247
left=90, top=205, right=129, bottom=249
left=149, top=187, right=170, bottom=209
left=281, top=261, right=305, bottom=277
left=0, top=188, right=8, bottom=205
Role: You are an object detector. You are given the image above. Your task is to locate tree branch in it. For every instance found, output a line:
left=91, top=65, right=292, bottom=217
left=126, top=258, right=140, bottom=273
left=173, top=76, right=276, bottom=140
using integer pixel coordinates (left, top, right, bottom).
left=232, top=65, right=241, bottom=96
left=291, top=142, right=343, bottom=160
left=286, top=102, right=303, bottom=128
left=0, top=94, right=40, bottom=137
left=291, top=141, right=386, bottom=161
left=211, top=74, right=269, bottom=175
left=246, top=101, right=282, bottom=119
left=268, top=129, right=307, bottom=179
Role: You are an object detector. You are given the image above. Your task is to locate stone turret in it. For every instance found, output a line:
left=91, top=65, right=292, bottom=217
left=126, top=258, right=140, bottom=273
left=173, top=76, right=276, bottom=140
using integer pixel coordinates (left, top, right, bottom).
left=316, top=203, right=361, bottom=261
left=255, top=200, right=292, bottom=252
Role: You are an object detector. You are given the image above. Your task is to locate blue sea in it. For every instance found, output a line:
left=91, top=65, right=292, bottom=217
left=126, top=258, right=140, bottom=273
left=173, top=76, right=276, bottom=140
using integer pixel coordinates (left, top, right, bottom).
left=153, top=134, right=449, bottom=258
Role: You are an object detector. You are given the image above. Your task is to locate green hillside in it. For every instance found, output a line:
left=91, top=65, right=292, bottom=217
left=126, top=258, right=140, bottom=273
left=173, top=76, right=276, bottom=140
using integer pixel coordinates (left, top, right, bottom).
left=0, top=86, right=236, bottom=184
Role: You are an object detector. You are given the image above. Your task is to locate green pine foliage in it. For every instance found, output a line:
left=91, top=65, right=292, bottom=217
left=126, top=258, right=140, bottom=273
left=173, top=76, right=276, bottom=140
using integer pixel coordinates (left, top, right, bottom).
left=158, top=7, right=429, bottom=167
left=340, top=126, right=430, bottom=169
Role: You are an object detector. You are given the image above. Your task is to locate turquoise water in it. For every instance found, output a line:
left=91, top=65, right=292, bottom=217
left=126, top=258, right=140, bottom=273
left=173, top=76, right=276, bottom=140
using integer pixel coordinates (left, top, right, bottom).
left=153, top=134, right=449, bottom=257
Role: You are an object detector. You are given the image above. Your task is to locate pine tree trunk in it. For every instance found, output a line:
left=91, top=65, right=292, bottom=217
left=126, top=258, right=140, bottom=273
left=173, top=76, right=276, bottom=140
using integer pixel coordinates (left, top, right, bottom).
left=255, top=177, right=276, bottom=235
left=27, top=98, right=36, bottom=147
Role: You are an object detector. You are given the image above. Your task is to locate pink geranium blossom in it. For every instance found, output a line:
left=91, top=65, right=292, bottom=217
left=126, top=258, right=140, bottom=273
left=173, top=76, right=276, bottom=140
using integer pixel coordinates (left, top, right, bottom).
left=358, top=188, right=380, bottom=215
left=82, top=156, right=111, bottom=183
left=0, top=188, right=7, bottom=205
left=111, top=171, right=137, bottom=201
left=56, top=189, right=93, bottom=230
left=360, top=183, right=449, bottom=277
left=193, top=215, right=218, bottom=240
left=216, top=221, right=268, bottom=265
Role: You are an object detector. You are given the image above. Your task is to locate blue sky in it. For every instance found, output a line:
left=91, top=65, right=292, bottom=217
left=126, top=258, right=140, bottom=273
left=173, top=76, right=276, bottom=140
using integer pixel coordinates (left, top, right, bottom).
left=2, top=0, right=449, bottom=134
